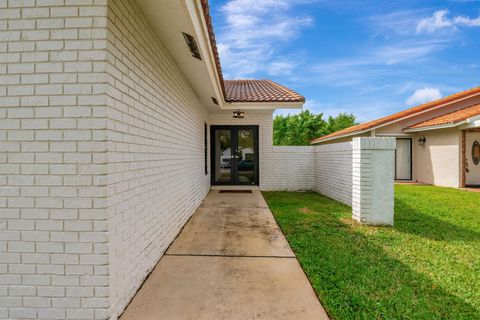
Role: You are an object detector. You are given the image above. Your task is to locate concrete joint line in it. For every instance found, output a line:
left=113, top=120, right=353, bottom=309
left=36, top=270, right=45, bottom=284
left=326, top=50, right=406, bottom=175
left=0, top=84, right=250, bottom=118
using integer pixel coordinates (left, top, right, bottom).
left=165, top=253, right=296, bottom=259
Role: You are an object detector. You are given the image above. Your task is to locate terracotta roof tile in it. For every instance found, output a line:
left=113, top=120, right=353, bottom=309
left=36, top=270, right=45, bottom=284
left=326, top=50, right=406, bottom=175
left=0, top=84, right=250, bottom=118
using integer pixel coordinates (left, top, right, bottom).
left=311, top=86, right=480, bottom=144
left=406, top=103, right=480, bottom=130
left=200, top=0, right=226, bottom=98
left=224, top=80, right=305, bottom=103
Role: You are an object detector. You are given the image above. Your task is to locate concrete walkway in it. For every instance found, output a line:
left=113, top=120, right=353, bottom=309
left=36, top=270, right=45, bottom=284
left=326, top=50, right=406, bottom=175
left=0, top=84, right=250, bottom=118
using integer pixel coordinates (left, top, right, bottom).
left=120, top=190, right=329, bottom=320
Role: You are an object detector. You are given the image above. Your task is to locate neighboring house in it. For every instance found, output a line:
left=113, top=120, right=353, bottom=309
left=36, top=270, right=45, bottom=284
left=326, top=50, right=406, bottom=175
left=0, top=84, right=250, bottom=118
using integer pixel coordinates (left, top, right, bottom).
left=311, top=87, right=480, bottom=188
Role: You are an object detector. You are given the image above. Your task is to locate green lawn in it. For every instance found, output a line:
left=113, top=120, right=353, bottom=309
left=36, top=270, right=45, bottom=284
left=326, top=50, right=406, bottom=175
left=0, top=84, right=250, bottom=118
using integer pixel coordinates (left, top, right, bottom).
left=263, top=185, right=480, bottom=320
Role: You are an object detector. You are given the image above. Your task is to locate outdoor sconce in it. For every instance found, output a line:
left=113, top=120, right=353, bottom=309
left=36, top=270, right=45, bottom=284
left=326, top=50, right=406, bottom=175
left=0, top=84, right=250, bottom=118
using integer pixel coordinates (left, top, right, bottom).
left=418, top=136, right=426, bottom=145
left=233, top=109, right=245, bottom=118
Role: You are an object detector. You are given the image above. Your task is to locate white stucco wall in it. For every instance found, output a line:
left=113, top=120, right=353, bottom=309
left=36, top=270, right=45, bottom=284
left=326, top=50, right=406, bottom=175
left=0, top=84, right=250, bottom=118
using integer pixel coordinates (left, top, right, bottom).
left=413, top=128, right=461, bottom=188
left=105, top=0, right=210, bottom=317
left=317, top=95, right=480, bottom=189
left=314, top=142, right=353, bottom=205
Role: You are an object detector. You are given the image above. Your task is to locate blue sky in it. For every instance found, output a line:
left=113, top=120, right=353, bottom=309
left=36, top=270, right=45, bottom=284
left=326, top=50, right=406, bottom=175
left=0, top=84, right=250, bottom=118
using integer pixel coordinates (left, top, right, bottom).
left=210, top=0, right=480, bottom=122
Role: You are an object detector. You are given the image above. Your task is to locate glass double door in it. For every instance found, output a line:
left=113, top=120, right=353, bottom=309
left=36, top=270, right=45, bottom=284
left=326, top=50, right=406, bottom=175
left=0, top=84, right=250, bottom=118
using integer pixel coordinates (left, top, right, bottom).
left=211, top=126, right=259, bottom=185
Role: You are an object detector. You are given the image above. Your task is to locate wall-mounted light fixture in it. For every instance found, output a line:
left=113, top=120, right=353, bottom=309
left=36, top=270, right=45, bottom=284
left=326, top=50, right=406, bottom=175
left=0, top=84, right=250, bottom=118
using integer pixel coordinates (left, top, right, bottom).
left=182, top=32, right=202, bottom=60
left=233, top=109, right=245, bottom=118
left=418, top=136, right=426, bottom=146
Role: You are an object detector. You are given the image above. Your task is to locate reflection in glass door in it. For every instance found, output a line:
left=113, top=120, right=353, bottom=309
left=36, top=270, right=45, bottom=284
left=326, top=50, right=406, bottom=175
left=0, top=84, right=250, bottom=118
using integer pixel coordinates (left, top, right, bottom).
left=211, top=126, right=258, bottom=185
left=237, top=129, right=255, bottom=184
left=214, top=129, right=232, bottom=184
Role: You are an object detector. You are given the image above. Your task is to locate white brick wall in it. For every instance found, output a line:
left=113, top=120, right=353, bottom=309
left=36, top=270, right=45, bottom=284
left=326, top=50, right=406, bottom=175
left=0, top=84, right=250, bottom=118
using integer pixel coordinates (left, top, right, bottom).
left=262, top=146, right=315, bottom=190
left=1, top=1, right=396, bottom=318
left=314, top=142, right=353, bottom=205
left=1, top=1, right=210, bottom=318
left=209, top=112, right=316, bottom=191
left=105, top=0, right=209, bottom=318
left=209, top=111, right=274, bottom=189
left=0, top=1, right=110, bottom=319
left=352, top=137, right=395, bottom=225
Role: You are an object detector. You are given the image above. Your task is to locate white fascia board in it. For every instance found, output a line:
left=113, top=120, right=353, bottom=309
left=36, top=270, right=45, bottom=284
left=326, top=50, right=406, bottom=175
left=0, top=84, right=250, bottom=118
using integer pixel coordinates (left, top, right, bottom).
left=311, top=129, right=369, bottom=144
left=405, top=115, right=480, bottom=132
left=224, top=101, right=304, bottom=110
left=183, top=0, right=225, bottom=108
left=459, top=115, right=480, bottom=129
left=376, top=133, right=415, bottom=137
left=403, top=122, right=462, bottom=133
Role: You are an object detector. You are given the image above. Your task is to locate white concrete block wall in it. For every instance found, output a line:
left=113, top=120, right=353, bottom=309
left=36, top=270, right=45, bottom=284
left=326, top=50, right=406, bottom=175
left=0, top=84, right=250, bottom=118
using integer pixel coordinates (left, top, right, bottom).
left=105, top=0, right=209, bottom=318
left=314, top=142, right=353, bottom=205
left=0, top=1, right=110, bottom=319
left=352, top=137, right=396, bottom=225
left=262, top=146, right=315, bottom=190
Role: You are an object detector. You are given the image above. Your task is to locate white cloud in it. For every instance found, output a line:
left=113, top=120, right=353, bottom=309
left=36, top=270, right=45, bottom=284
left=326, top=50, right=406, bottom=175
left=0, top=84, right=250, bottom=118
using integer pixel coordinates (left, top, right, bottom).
left=310, top=40, right=447, bottom=87
left=217, top=0, right=313, bottom=78
left=368, top=10, right=425, bottom=36
left=266, top=61, right=297, bottom=76
left=454, top=15, right=480, bottom=27
left=416, top=10, right=480, bottom=33
left=406, top=87, right=442, bottom=106
left=375, top=40, right=447, bottom=65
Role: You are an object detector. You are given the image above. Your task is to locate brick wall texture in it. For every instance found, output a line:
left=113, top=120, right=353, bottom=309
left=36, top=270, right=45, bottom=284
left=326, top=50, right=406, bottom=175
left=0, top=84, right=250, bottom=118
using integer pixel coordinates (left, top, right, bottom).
left=0, top=0, right=210, bottom=319
left=314, top=142, right=353, bottom=205
left=209, top=112, right=316, bottom=191
left=105, top=0, right=210, bottom=317
left=0, top=0, right=395, bottom=318
left=0, top=1, right=111, bottom=319
left=352, top=137, right=395, bottom=225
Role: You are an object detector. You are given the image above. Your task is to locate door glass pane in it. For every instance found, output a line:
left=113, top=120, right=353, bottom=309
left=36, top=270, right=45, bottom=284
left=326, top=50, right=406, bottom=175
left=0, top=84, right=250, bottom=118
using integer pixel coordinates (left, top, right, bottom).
left=396, top=139, right=411, bottom=180
left=237, top=129, right=255, bottom=184
left=214, top=130, right=232, bottom=184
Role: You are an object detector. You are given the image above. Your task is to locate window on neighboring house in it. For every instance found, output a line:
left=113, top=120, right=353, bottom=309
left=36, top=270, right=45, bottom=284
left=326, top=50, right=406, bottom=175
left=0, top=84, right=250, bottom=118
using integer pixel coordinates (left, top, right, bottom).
left=204, top=122, right=208, bottom=175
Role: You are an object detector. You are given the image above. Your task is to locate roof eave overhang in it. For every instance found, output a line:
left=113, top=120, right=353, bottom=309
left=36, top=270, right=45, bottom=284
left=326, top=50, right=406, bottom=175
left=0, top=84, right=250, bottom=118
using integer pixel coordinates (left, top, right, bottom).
left=184, top=0, right=226, bottom=107
left=225, top=101, right=304, bottom=110
left=459, top=115, right=480, bottom=129
left=310, top=129, right=366, bottom=144
left=404, top=115, right=480, bottom=132
left=403, top=123, right=460, bottom=133
left=311, top=91, right=480, bottom=144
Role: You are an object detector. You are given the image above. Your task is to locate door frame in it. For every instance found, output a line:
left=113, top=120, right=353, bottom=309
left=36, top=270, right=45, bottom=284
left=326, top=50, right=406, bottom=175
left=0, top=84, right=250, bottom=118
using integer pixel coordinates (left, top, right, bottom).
left=462, top=128, right=480, bottom=187
left=395, top=138, right=413, bottom=180
left=210, top=125, right=259, bottom=186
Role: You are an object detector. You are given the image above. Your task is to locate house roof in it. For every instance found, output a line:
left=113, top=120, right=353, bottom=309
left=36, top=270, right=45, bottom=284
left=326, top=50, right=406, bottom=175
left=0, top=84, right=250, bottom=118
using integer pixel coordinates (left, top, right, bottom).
left=405, top=103, right=480, bottom=131
left=200, top=0, right=226, bottom=100
left=224, top=80, right=305, bottom=103
left=310, top=86, right=480, bottom=144
left=200, top=1, right=303, bottom=105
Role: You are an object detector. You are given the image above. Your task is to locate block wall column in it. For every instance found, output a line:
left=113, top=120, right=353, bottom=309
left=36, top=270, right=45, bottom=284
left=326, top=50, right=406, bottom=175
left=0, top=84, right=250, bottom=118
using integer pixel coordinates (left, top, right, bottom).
left=352, top=137, right=396, bottom=225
